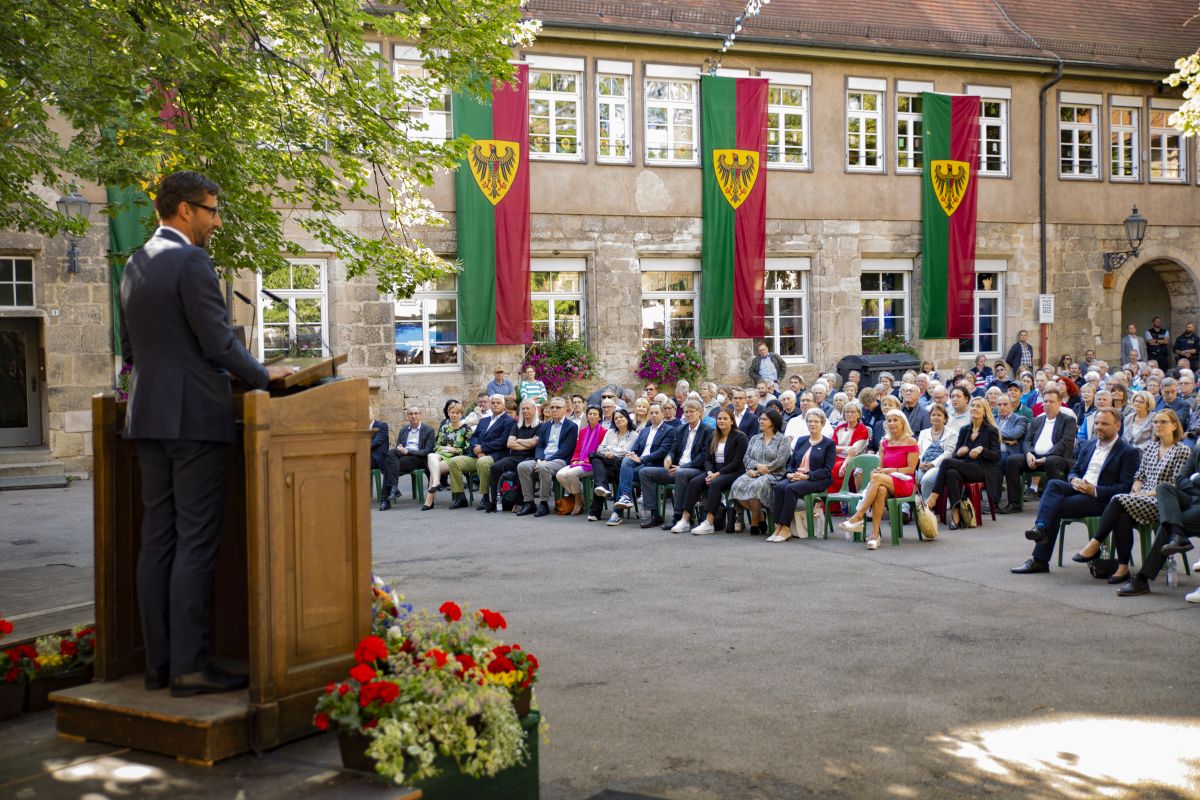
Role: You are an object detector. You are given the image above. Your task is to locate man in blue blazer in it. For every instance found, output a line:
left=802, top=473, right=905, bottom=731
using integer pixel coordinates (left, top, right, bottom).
left=370, top=417, right=390, bottom=472
left=731, top=388, right=759, bottom=438
left=516, top=397, right=578, bottom=517
left=448, top=394, right=514, bottom=509
left=638, top=400, right=712, bottom=530
left=1012, top=408, right=1140, bottom=573
left=769, top=418, right=837, bottom=541
left=610, top=402, right=676, bottom=521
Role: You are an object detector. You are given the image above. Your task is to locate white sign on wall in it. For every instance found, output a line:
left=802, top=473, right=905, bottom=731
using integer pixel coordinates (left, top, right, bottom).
left=1038, top=294, right=1055, bottom=325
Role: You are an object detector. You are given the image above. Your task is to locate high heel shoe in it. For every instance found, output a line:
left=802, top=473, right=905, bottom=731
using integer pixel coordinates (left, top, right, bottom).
left=1108, top=571, right=1130, bottom=585
left=1072, top=550, right=1100, bottom=564
left=421, top=501, right=435, bottom=511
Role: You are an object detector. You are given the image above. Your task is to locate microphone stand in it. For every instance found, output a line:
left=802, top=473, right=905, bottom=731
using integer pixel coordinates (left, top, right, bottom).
left=261, top=288, right=337, bottom=377
left=232, top=290, right=258, bottom=357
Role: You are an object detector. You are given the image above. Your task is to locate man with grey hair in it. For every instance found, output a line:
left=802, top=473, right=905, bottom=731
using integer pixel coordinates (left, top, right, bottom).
left=1158, top=377, right=1190, bottom=418
left=901, top=382, right=931, bottom=434
left=778, top=390, right=799, bottom=423
left=449, top=394, right=515, bottom=509
left=811, top=382, right=834, bottom=417
left=381, top=407, right=435, bottom=511
left=516, top=396, right=578, bottom=517
left=638, top=399, right=711, bottom=531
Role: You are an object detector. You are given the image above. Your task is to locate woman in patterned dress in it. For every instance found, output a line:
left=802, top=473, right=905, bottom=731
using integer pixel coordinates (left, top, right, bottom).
left=839, top=409, right=919, bottom=550
left=422, top=402, right=471, bottom=509
left=729, top=409, right=790, bottom=536
left=1072, top=409, right=1189, bottom=584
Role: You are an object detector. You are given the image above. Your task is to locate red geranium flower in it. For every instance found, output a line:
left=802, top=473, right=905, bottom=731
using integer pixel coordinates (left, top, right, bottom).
left=375, top=681, right=399, bottom=705
left=487, top=654, right=515, bottom=674
left=338, top=683, right=350, bottom=696
left=363, top=719, right=378, bottom=730
left=349, top=663, right=376, bottom=684
left=0, top=619, right=13, bottom=635
left=354, top=635, right=388, bottom=664
left=439, top=601, right=462, bottom=622
left=60, top=640, right=78, bottom=656
left=4, top=667, right=18, bottom=684
left=424, top=648, right=448, bottom=668
left=313, top=712, right=330, bottom=731
left=325, top=682, right=335, bottom=695
left=477, top=609, right=507, bottom=631
left=399, top=638, right=415, bottom=654
left=453, top=653, right=476, bottom=674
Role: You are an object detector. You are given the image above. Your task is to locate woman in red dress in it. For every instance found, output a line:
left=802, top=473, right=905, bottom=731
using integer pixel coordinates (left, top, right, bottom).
left=838, top=409, right=919, bottom=549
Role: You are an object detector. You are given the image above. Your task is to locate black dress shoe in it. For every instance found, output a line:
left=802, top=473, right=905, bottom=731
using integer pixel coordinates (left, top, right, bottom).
left=485, top=500, right=496, bottom=513
left=534, top=502, right=551, bottom=517
left=170, top=664, right=249, bottom=697
left=640, top=515, right=664, bottom=529
left=1011, top=559, right=1049, bottom=574
left=475, top=499, right=489, bottom=511
left=1162, top=534, right=1194, bottom=557
left=1071, top=551, right=1100, bottom=564
left=661, top=519, right=677, bottom=531
left=421, top=503, right=434, bottom=511
left=996, top=504, right=1019, bottom=515
left=516, top=502, right=537, bottom=516
left=449, top=494, right=468, bottom=509
left=144, top=666, right=169, bottom=691
left=1024, top=526, right=1048, bottom=543
left=1116, top=575, right=1150, bottom=596
left=378, top=498, right=391, bottom=511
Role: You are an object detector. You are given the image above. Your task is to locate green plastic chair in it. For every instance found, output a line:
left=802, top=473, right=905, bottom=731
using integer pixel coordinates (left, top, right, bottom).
left=885, top=483, right=919, bottom=546
left=1056, top=516, right=1100, bottom=567
left=1019, top=469, right=1047, bottom=510
left=1136, top=523, right=1192, bottom=575
left=822, top=454, right=880, bottom=542
left=371, top=469, right=383, bottom=501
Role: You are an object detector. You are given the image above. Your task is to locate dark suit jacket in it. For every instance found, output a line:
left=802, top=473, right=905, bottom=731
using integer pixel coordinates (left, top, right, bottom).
left=785, top=436, right=837, bottom=485
left=469, top=413, right=515, bottom=459
left=119, top=228, right=268, bottom=441
left=667, top=423, right=712, bottom=469
left=903, top=402, right=931, bottom=434
left=1005, top=341, right=1032, bottom=375
left=704, top=430, right=749, bottom=475
left=393, top=422, right=436, bottom=457
left=1068, top=437, right=1140, bottom=504
left=1023, top=413, right=1078, bottom=465
left=631, top=423, right=676, bottom=467
left=733, top=408, right=759, bottom=437
left=534, top=418, right=578, bottom=461
left=371, top=421, right=390, bottom=470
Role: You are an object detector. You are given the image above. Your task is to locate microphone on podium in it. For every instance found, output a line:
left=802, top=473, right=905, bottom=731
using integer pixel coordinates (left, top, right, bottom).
left=232, top=290, right=258, bottom=355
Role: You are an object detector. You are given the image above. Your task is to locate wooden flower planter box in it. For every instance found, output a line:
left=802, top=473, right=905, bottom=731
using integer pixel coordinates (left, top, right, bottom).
left=25, top=667, right=93, bottom=712
left=0, top=682, right=23, bottom=721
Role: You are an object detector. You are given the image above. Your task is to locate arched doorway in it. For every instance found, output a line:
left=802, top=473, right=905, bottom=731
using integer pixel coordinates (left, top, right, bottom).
left=1119, top=259, right=1199, bottom=365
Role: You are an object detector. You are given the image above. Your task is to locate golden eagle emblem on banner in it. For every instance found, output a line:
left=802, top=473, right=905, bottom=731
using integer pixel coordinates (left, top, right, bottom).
left=469, top=140, right=520, bottom=205
left=712, top=149, right=759, bottom=210
left=931, top=159, right=971, bottom=217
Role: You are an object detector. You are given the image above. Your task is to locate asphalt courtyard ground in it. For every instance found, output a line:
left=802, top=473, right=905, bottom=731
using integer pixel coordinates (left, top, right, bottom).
left=2, top=482, right=1199, bottom=799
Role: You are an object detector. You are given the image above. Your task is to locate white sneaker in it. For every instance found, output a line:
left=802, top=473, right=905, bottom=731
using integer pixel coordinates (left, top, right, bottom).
left=1186, top=586, right=1200, bottom=604
left=691, top=520, right=716, bottom=535
left=613, top=495, right=632, bottom=511
left=587, top=514, right=599, bottom=522
left=594, top=485, right=610, bottom=498
left=671, top=519, right=691, bottom=534
left=866, top=536, right=880, bottom=550
left=606, top=513, right=622, bottom=526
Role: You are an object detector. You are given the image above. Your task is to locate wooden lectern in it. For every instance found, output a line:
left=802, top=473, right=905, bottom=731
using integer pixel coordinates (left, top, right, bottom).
left=53, top=357, right=373, bottom=763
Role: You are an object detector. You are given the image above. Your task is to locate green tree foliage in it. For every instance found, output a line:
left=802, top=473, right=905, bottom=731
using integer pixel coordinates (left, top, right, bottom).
left=0, top=0, right=538, bottom=293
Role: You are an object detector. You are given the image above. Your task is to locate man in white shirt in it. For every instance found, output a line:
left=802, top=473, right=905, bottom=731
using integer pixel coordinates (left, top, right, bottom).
left=731, top=388, right=757, bottom=437
left=1012, top=408, right=1139, bottom=573
left=999, top=388, right=1077, bottom=513
left=637, top=400, right=712, bottom=531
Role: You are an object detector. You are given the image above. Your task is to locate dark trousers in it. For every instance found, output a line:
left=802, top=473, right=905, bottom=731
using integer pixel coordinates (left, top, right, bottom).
left=589, top=454, right=624, bottom=516
left=933, top=458, right=988, bottom=507
left=1005, top=454, right=1069, bottom=504
left=135, top=439, right=229, bottom=676
left=680, top=471, right=740, bottom=518
left=1143, top=483, right=1200, bottom=578
left=639, top=465, right=704, bottom=520
left=1091, top=499, right=1137, bottom=565
left=770, top=478, right=832, bottom=526
left=488, top=454, right=535, bottom=500
left=384, top=450, right=426, bottom=493
left=1032, top=479, right=1106, bottom=564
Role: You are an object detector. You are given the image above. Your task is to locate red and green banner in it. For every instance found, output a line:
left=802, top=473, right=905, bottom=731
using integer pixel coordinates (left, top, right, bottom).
left=920, top=92, right=981, bottom=339
left=700, top=75, right=767, bottom=339
left=452, top=64, right=531, bottom=345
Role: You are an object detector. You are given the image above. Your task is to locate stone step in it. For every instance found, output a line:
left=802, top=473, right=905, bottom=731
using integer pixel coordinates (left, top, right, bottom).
left=0, top=474, right=70, bottom=491
left=0, top=461, right=65, bottom=478
left=0, top=447, right=52, bottom=466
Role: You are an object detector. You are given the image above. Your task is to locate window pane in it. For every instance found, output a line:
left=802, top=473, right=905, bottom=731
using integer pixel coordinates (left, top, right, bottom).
left=552, top=272, right=580, bottom=293
left=641, top=271, right=666, bottom=292
left=531, top=299, right=550, bottom=342
left=860, top=273, right=880, bottom=292
left=262, top=263, right=291, bottom=290
left=669, top=298, right=695, bottom=342
left=394, top=301, right=424, bottom=366
left=291, top=263, right=320, bottom=290
left=0, top=260, right=13, bottom=282
left=530, top=272, right=551, bottom=292
left=554, top=300, right=582, bottom=339
left=0, top=286, right=14, bottom=306
left=14, top=260, right=32, bottom=282
left=14, top=284, right=32, bottom=306
left=666, top=271, right=694, bottom=292
left=642, top=299, right=665, bottom=342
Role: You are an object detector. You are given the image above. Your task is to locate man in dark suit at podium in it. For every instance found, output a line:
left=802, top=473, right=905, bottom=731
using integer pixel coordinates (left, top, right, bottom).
left=120, top=171, right=293, bottom=697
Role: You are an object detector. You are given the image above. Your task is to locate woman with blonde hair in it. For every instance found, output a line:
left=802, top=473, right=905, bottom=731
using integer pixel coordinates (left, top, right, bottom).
left=1073, top=409, right=1189, bottom=585
left=924, top=397, right=1002, bottom=529
left=1123, top=390, right=1155, bottom=447
left=423, top=401, right=469, bottom=510
left=839, top=409, right=919, bottom=549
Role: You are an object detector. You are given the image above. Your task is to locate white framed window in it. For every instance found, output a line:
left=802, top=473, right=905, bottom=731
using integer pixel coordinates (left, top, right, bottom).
left=761, top=71, right=810, bottom=169
left=1109, top=97, right=1141, bottom=182
left=846, top=79, right=885, bottom=172
left=527, top=56, right=584, bottom=161
left=639, top=258, right=699, bottom=345
left=895, top=81, right=932, bottom=174
left=392, top=45, right=452, bottom=142
left=966, top=86, right=1011, bottom=177
left=596, top=60, right=633, bottom=164
left=394, top=273, right=459, bottom=370
left=763, top=258, right=809, bottom=361
left=530, top=257, right=585, bottom=343
left=860, top=258, right=911, bottom=344
left=257, top=258, right=329, bottom=360
left=958, top=261, right=1006, bottom=357
left=644, top=66, right=698, bottom=165
left=0, top=257, right=35, bottom=307
left=1059, top=94, right=1101, bottom=179
left=1150, top=101, right=1186, bottom=183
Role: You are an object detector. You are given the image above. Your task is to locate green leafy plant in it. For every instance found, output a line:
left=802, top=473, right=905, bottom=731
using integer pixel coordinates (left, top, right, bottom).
left=636, top=341, right=706, bottom=385
left=522, top=339, right=599, bottom=395
left=862, top=333, right=919, bottom=357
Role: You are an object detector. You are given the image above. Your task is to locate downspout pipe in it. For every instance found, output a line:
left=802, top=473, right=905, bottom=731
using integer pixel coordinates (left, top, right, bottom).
left=1038, top=60, right=1063, bottom=365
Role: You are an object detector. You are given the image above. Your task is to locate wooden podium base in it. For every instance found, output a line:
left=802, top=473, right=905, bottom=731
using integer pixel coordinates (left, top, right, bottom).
left=50, top=676, right=250, bottom=765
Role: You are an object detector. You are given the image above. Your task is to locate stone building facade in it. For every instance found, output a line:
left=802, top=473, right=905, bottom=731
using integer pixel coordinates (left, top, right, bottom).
left=6, top=0, right=1200, bottom=469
